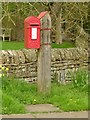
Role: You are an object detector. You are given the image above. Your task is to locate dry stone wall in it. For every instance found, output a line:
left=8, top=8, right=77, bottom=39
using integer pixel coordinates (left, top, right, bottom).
left=0, top=48, right=88, bottom=83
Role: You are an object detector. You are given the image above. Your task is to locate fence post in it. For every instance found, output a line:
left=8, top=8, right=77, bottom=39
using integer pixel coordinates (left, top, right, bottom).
left=37, top=11, right=51, bottom=94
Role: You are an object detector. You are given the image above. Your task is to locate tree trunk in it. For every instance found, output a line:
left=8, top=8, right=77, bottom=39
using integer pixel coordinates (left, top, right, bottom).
left=0, top=2, right=2, bottom=43
left=56, top=9, right=62, bottom=44
left=0, top=2, right=2, bottom=33
left=56, top=10, right=62, bottom=44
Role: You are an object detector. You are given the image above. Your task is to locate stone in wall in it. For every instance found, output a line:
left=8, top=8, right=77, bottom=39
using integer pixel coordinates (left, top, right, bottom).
left=16, top=50, right=25, bottom=64
left=1, top=50, right=10, bottom=64
left=11, top=50, right=20, bottom=64
left=22, top=49, right=37, bottom=62
left=0, top=51, right=3, bottom=64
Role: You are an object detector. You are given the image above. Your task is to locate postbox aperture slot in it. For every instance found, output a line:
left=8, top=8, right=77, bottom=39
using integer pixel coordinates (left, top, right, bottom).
left=30, top=24, right=39, bottom=26
left=30, top=23, right=39, bottom=26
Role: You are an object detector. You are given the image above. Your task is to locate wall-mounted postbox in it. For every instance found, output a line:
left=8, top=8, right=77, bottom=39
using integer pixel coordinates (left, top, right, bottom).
left=24, top=16, right=40, bottom=49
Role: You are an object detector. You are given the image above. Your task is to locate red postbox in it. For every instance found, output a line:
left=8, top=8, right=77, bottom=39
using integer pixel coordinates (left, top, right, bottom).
left=24, top=16, right=40, bottom=49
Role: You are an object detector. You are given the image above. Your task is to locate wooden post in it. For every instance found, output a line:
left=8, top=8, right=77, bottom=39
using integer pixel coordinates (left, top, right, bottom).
left=37, top=11, right=51, bottom=94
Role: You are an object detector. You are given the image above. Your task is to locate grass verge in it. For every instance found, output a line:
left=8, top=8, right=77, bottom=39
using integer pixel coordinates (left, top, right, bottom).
left=2, top=76, right=88, bottom=114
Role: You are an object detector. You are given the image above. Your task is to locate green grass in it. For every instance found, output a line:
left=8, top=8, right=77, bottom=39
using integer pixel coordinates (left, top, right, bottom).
left=51, top=42, right=75, bottom=48
left=0, top=41, right=24, bottom=50
left=0, top=41, right=75, bottom=50
left=2, top=93, right=25, bottom=114
left=1, top=76, right=88, bottom=114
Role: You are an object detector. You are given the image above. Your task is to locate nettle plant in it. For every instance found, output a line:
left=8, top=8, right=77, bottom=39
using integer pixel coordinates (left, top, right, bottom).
left=70, top=68, right=88, bottom=88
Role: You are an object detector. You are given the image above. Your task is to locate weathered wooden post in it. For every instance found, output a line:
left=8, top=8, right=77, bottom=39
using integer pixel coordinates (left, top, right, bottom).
left=37, top=11, right=51, bottom=94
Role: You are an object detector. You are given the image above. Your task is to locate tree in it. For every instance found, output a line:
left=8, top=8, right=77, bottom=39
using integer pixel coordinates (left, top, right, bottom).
left=1, top=2, right=89, bottom=43
left=41, top=2, right=88, bottom=44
